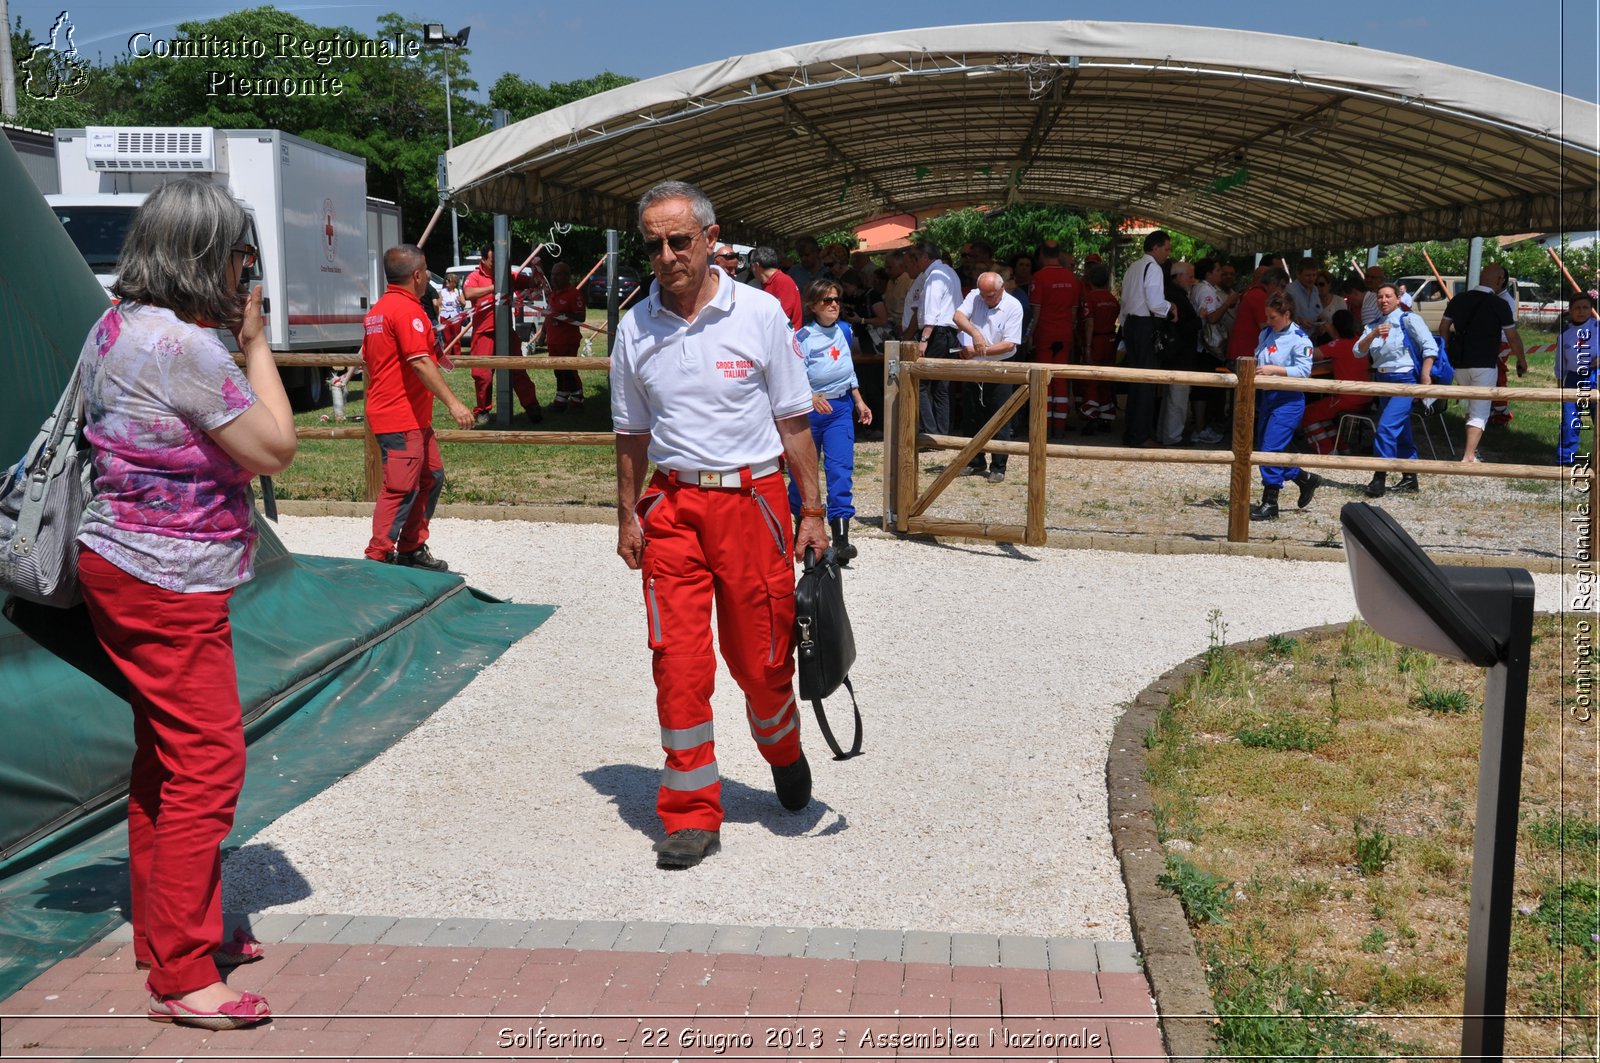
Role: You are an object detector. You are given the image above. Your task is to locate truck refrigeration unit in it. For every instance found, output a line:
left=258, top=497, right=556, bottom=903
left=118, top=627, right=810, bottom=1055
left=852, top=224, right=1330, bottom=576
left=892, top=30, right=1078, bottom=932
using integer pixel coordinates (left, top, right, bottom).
left=47, top=126, right=400, bottom=407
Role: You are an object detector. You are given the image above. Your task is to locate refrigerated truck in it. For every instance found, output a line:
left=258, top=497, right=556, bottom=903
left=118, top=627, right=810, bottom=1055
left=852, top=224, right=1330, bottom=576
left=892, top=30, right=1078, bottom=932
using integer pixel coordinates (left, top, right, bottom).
left=47, top=126, right=397, bottom=406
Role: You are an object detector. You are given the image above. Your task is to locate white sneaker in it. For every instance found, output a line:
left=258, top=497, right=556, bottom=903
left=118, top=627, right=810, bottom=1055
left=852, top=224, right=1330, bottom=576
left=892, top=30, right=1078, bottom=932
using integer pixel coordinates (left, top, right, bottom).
left=1195, top=427, right=1224, bottom=445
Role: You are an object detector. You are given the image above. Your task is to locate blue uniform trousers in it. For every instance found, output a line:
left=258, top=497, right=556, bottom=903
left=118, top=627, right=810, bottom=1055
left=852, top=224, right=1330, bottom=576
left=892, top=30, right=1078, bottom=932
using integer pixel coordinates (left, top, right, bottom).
left=1559, top=368, right=1596, bottom=466
left=1373, top=370, right=1419, bottom=462
left=788, top=397, right=857, bottom=520
left=1254, top=389, right=1303, bottom=487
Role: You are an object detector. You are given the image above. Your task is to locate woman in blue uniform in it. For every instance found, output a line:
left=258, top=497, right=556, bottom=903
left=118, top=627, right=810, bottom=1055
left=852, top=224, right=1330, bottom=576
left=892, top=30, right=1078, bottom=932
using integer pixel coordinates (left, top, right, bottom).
left=1355, top=282, right=1436, bottom=496
left=788, top=279, right=873, bottom=562
left=1250, top=291, right=1323, bottom=521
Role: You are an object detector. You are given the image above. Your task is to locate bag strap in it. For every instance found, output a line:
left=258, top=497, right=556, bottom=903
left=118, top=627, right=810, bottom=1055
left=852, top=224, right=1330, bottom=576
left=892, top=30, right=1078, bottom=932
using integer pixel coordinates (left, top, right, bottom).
left=810, top=675, right=863, bottom=761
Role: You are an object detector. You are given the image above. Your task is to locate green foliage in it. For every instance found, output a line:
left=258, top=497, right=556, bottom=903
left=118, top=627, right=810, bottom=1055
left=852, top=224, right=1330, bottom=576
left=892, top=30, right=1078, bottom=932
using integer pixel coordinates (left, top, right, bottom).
left=1359, top=926, right=1388, bottom=953
left=908, top=202, right=1214, bottom=266
left=1324, top=237, right=1600, bottom=301
left=1158, top=853, right=1233, bottom=925
left=1525, top=812, right=1600, bottom=856
left=1353, top=821, right=1394, bottom=877
left=1411, top=684, right=1473, bottom=714
left=1528, top=878, right=1600, bottom=957
left=1235, top=715, right=1325, bottom=752
left=1263, top=633, right=1297, bottom=658
left=1206, top=938, right=1423, bottom=1061
left=489, top=70, right=635, bottom=118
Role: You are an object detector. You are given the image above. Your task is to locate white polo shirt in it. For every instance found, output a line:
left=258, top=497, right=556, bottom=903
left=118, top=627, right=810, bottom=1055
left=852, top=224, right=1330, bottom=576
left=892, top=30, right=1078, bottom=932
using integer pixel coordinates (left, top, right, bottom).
left=611, top=270, right=813, bottom=473
left=956, top=289, right=1024, bottom=360
left=918, top=259, right=961, bottom=328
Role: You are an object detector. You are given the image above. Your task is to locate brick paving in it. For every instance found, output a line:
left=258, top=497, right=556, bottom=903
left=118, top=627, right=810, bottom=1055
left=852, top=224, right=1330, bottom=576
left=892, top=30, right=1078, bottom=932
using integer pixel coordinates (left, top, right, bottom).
left=0, top=915, right=1164, bottom=1060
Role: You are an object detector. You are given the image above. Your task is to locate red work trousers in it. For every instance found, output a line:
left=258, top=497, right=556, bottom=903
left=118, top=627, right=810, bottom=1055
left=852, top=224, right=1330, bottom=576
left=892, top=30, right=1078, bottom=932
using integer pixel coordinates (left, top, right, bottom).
left=1079, top=334, right=1119, bottom=421
left=365, top=427, right=444, bottom=561
left=636, top=469, right=804, bottom=834
left=77, top=547, right=245, bottom=998
left=1033, top=326, right=1075, bottom=429
left=470, top=331, right=539, bottom=416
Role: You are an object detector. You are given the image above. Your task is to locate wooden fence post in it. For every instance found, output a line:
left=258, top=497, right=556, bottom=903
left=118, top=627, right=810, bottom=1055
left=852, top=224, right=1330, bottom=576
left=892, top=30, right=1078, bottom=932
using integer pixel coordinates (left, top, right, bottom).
left=882, top=341, right=900, bottom=531
left=1027, top=367, right=1049, bottom=546
left=895, top=347, right=920, bottom=533
left=364, top=424, right=382, bottom=503
left=1228, top=357, right=1257, bottom=543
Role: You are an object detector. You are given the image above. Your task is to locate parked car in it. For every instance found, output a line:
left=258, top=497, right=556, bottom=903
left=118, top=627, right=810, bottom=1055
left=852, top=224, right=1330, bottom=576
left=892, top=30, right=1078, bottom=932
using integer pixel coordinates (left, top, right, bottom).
left=585, top=265, right=643, bottom=308
left=1396, top=275, right=1567, bottom=331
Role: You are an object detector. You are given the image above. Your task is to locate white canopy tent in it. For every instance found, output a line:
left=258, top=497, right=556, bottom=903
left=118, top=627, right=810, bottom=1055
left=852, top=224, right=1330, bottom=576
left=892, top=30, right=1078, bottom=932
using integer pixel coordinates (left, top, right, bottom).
left=443, top=21, right=1599, bottom=251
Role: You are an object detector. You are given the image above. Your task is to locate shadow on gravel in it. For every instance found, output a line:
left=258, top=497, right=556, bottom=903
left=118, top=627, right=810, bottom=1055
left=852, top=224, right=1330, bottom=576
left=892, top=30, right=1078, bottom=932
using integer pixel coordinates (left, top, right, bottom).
left=581, top=763, right=842, bottom=839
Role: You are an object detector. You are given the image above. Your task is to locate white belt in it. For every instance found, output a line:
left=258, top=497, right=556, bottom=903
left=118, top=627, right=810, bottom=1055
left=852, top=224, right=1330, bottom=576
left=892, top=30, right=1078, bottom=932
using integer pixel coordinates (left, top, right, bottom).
left=674, top=459, right=782, bottom=489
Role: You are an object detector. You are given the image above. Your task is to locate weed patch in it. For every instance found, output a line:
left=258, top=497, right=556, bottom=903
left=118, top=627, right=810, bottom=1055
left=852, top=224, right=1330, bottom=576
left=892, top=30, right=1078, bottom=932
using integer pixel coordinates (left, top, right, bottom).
left=1157, top=853, right=1233, bottom=925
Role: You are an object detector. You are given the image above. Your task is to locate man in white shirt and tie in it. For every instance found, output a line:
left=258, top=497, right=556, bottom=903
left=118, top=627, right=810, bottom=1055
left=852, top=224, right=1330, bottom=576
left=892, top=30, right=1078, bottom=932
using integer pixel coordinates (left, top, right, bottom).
left=1118, top=230, right=1176, bottom=447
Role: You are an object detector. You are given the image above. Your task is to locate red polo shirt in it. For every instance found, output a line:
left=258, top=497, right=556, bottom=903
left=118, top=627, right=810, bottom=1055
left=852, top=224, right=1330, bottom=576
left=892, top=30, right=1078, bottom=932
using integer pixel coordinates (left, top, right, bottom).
left=1227, top=284, right=1270, bottom=362
left=762, top=270, right=803, bottom=329
left=363, top=284, right=439, bottom=433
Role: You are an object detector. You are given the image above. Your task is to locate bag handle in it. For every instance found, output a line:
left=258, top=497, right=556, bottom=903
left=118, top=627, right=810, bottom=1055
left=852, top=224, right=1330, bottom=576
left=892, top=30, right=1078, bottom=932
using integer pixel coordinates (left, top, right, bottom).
left=810, top=677, right=862, bottom=761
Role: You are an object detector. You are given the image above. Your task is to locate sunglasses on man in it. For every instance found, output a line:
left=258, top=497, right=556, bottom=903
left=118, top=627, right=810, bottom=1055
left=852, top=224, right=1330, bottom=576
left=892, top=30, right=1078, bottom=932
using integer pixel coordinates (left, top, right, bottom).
left=643, top=226, right=709, bottom=257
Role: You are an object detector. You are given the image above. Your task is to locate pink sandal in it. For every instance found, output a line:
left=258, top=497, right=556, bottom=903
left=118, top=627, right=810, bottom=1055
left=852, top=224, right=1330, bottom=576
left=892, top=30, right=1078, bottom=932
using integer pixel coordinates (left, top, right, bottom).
left=147, top=987, right=271, bottom=1031
left=136, top=928, right=264, bottom=971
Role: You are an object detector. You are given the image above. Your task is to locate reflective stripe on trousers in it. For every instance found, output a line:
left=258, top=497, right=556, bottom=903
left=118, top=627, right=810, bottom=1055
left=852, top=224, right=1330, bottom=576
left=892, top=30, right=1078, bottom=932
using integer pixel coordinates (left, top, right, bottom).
left=637, top=469, right=804, bottom=833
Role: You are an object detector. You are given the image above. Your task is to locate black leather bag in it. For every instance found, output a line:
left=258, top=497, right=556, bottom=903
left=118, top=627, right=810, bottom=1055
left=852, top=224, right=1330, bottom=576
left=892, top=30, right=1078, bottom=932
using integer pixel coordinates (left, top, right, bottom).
left=793, top=547, right=862, bottom=760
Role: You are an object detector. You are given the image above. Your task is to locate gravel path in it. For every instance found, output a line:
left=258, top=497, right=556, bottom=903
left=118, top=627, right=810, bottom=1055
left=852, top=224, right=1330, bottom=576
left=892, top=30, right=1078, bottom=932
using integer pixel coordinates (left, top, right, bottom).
left=222, top=516, right=1566, bottom=942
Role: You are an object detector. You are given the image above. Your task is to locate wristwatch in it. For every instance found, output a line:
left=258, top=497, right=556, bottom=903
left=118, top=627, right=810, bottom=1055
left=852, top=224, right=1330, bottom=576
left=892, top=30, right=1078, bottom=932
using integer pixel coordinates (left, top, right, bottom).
left=799, top=505, right=826, bottom=518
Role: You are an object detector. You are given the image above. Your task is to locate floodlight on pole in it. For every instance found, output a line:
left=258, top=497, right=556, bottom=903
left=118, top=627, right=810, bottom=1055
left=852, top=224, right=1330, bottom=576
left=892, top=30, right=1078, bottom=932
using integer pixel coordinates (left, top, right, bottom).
left=1340, top=502, right=1535, bottom=1063
left=423, top=22, right=470, bottom=268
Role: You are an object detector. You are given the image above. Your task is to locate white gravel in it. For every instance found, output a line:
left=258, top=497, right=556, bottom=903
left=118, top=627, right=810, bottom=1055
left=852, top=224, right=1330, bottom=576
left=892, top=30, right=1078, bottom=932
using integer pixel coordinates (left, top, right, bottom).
left=222, top=516, right=1567, bottom=941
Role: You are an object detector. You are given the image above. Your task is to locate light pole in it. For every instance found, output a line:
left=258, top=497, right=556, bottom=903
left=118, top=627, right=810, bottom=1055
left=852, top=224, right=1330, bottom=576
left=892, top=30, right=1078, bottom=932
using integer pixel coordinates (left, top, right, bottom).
left=423, top=23, right=470, bottom=267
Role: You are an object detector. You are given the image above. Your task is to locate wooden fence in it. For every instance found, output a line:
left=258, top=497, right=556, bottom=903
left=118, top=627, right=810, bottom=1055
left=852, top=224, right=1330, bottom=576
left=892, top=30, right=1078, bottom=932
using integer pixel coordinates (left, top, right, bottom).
left=269, top=346, right=1596, bottom=555
left=878, top=341, right=1596, bottom=552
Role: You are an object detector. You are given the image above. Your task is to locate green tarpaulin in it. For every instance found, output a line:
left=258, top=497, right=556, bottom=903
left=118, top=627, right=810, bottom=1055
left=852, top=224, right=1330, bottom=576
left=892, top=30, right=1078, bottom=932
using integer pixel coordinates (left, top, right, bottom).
left=0, top=134, right=551, bottom=999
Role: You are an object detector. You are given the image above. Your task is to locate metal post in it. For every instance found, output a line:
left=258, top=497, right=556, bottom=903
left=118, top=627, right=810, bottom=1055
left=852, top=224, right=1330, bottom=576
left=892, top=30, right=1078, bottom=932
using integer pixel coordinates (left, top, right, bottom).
left=444, top=52, right=459, bottom=268
left=492, top=108, right=512, bottom=429
left=1468, top=236, right=1485, bottom=289
left=605, top=228, right=620, bottom=354
left=1460, top=574, right=1536, bottom=1063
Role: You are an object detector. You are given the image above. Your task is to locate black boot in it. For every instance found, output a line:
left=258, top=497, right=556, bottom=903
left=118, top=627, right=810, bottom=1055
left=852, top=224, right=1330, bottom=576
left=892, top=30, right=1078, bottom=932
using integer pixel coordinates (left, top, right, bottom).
left=831, top=517, right=857, bottom=565
left=1394, top=473, right=1420, bottom=493
left=1294, top=471, right=1323, bottom=509
left=1366, top=472, right=1387, bottom=498
left=1249, top=485, right=1281, bottom=521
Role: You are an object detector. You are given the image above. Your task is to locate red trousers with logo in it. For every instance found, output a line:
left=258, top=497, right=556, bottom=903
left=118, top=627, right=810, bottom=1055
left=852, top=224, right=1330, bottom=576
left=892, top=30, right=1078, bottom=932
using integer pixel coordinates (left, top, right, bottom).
left=470, top=331, right=539, bottom=416
left=77, top=547, right=245, bottom=998
left=635, top=469, right=804, bottom=833
left=1033, top=325, right=1075, bottom=430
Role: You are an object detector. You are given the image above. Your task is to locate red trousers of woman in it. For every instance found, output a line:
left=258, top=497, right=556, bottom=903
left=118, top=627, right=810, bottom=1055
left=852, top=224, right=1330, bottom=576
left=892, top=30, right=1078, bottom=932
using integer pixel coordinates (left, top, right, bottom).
left=77, top=547, right=245, bottom=998
left=635, top=468, right=805, bottom=834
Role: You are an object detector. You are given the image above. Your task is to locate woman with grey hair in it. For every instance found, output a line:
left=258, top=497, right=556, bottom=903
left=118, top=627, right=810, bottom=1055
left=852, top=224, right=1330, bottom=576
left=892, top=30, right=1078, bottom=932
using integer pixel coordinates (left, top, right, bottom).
left=75, top=176, right=295, bottom=1030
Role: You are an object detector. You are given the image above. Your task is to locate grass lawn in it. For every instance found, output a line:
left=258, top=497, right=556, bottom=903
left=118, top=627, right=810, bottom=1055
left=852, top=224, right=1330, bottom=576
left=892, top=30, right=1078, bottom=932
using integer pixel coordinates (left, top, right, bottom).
left=1145, top=612, right=1597, bottom=1060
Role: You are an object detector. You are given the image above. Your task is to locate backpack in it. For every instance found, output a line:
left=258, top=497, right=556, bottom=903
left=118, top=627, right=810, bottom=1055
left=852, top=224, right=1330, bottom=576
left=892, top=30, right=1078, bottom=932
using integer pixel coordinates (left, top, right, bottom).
left=1396, top=312, right=1455, bottom=385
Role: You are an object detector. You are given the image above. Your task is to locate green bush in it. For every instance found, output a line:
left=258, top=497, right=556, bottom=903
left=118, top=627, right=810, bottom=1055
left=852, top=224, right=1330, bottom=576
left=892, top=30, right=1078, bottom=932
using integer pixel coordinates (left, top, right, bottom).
left=1158, top=853, right=1234, bottom=925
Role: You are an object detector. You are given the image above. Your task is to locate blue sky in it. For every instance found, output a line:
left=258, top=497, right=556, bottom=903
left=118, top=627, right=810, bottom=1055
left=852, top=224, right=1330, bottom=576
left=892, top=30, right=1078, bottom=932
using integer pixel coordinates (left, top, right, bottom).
left=10, top=0, right=1598, bottom=103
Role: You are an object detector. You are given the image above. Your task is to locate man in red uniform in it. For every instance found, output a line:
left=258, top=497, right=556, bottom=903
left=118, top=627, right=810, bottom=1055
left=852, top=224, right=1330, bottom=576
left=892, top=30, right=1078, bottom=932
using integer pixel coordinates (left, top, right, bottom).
left=362, top=245, right=475, bottom=569
left=613, top=181, right=829, bottom=870
left=544, top=261, right=588, bottom=411
left=748, top=246, right=803, bottom=329
left=1030, top=243, right=1085, bottom=436
left=1226, top=266, right=1288, bottom=363
left=1077, top=260, right=1122, bottom=431
left=464, top=245, right=544, bottom=427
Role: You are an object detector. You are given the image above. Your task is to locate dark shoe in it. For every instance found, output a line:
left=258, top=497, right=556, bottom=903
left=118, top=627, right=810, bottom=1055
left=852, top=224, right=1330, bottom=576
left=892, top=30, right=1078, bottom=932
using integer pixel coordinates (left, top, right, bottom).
left=1394, top=473, right=1420, bottom=493
left=1249, top=500, right=1280, bottom=521
left=772, top=753, right=812, bottom=812
left=396, top=544, right=449, bottom=571
left=1365, top=472, right=1387, bottom=498
left=987, top=470, right=1006, bottom=483
left=829, top=518, right=857, bottom=565
left=962, top=463, right=987, bottom=476
left=1294, top=472, right=1323, bottom=509
left=473, top=412, right=491, bottom=429
left=524, top=407, right=543, bottom=425
left=654, top=829, right=721, bottom=870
